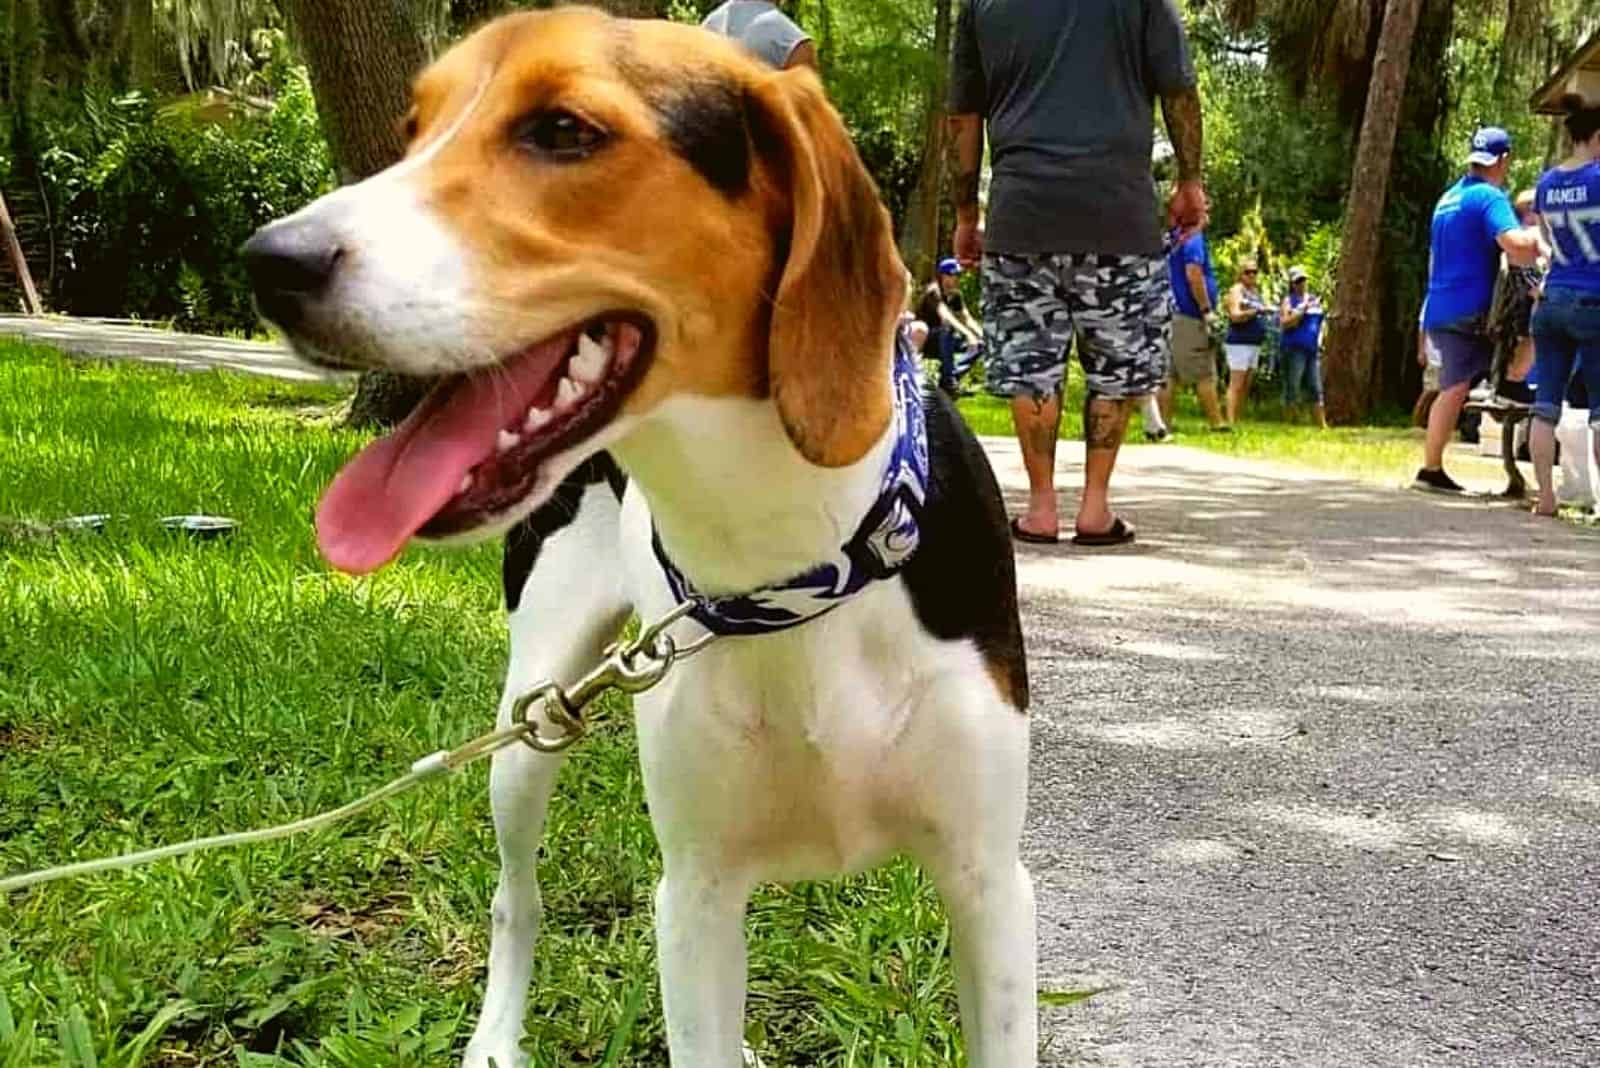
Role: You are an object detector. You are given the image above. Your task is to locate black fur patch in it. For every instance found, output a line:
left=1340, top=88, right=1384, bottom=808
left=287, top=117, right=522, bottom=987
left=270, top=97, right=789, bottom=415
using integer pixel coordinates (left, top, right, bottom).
left=612, top=43, right=752, bottom=197
left=501, top=452, right=628, bottom=612
left=651, top=78, right=752, bottom=196
left=902, top=390, right=1030, bottom=709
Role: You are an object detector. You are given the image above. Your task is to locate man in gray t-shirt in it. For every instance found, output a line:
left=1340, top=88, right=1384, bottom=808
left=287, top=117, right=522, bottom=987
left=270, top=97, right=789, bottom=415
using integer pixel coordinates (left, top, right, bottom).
left=948, top=0, right=1206, bottom=547
left=702, top=1, right=815, bottom=70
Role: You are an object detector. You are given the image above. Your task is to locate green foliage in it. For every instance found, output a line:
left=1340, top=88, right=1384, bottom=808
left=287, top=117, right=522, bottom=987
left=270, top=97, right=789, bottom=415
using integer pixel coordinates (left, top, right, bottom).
left=29, top=57, right=333, bottom=333
left=1189, top=21, right=1350, bottom=279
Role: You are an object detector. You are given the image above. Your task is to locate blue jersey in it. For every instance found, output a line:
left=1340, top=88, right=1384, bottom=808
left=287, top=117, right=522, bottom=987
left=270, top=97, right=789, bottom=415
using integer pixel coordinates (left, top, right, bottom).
left=1424, top=175, right=1520, bottom=330
left=1167, top=233, right=1218, bottom=319
left=1537, top=160, right=1600, bottom=294
left=1281, top=291, right=1324, bottom=351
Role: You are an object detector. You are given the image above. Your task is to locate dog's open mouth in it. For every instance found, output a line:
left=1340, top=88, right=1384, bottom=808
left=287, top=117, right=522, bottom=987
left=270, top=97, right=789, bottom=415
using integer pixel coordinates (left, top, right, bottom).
left=315, top=313, right=652, bottom=574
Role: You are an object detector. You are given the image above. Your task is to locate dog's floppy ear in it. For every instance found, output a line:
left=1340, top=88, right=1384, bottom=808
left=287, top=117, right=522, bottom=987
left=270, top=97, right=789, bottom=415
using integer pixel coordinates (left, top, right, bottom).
left=747, top=69, right=906, bottom=468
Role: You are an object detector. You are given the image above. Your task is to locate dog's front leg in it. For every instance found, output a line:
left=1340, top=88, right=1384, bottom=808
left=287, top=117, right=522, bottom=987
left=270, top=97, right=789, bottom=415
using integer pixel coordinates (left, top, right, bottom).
left=465, top=475, right=630, bottom=1068
left=915, top=690, right=1038, bottom=1067
left=655, top=859, right=756, bottom=1067
left=932, top=856, right=1038, bottom=1067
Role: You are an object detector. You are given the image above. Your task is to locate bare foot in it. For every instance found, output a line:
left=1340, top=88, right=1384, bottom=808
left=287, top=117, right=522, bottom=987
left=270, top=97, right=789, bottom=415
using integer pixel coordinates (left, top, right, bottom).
left=1532, top=497, right=1559, bottom=518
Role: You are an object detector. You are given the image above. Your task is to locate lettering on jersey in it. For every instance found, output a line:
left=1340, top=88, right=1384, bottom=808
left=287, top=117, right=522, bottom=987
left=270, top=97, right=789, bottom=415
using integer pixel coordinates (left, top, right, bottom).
left=1545, top=186, right=1590, bottom=207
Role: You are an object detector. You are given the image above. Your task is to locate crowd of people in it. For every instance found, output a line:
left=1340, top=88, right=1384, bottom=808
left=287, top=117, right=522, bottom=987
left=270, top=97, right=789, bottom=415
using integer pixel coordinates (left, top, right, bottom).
left=1413, top=113, right=1600, bottom=518
left=707, top=0, right=1598, bottom=541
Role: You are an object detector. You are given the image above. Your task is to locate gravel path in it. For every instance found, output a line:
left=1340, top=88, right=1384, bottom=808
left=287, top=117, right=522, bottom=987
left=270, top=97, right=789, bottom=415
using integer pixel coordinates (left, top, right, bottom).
left=997, top=440, right=1600, bottom=1067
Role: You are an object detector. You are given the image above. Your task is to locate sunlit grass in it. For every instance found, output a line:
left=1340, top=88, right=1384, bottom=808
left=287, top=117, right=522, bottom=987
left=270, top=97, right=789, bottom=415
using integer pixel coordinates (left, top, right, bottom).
left=954, top=373, right=1424, bottom=485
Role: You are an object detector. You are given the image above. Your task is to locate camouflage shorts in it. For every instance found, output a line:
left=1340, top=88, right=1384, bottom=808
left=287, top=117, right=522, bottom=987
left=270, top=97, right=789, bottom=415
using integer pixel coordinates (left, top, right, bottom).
left=981, top=252, right=1171, bottom=400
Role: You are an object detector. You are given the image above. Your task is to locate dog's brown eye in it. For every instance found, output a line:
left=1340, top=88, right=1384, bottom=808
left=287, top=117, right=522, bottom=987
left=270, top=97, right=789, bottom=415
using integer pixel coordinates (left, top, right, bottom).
left=520, top=109, right=608, bottom=160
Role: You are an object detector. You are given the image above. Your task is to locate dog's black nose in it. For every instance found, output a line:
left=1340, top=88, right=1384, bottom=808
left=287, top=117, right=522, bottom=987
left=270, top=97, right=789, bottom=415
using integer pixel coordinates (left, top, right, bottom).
left=241, top=221, right=343, bottom=326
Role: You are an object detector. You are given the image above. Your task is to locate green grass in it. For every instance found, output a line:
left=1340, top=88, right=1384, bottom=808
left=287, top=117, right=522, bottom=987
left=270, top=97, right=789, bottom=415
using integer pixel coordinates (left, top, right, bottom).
left=0, top=343, right=977, bottom=1067
left=955, top=374, right=1427, bottom=486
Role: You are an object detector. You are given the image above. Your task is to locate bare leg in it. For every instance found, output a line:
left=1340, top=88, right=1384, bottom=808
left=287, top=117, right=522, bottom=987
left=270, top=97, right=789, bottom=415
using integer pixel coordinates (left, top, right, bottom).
left=1509, top=337, right=1535, bottom=382
left=1195, top=377, right=1226, bottom=428
left=1424, top=381, right=1473, bottom=471
left=1226, top=369, right=1252, bottom=426
left=1157, top=383, right=1173, bottom=424
left=1530, top=417, right=1559, bottom=516
left=1077, top=392, right=1131, bottom=535
left=1140, top=392, right=1167, bottom=437
left=1413, top=390, right=1439, bottom=429
left=1011, top=393, right=1062, bottom=538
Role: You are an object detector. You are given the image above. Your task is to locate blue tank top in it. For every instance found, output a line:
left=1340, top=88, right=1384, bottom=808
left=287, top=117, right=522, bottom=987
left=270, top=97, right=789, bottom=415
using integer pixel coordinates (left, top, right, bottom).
left=1226, top=286, right=1268, bottom=344
left=1538, top=160, right=1600, bottom=294
left=1280, top=291, right=1324, bottom=351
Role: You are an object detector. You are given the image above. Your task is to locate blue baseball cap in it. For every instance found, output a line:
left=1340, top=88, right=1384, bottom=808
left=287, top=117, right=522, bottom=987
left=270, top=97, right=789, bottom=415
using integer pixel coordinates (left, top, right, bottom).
left=937, top=257, right=961, bottom=276
left=1467, top=126, right=1511, bottom=166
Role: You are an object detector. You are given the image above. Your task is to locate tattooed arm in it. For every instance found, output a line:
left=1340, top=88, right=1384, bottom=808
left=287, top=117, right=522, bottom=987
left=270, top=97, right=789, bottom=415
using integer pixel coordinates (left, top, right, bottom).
left=949, top=113, right=985, bottom=266
left=1161, top=87, right=1206, bottom=237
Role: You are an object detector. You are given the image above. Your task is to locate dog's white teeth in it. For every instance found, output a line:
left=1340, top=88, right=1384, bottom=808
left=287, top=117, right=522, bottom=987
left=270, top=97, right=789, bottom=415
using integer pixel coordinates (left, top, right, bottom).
left=556, top=376, right=583, bottom=408
left=523, top=405, right=552, bottom=432
left=458, top=473, right=474, bottom=494
left=571, top=334, right=607, bottom=384
left=496, top=429, right=520, bottom=454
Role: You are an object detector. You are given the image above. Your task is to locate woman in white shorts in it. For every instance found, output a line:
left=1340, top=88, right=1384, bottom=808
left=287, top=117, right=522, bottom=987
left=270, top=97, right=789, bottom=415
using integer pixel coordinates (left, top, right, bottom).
left=1223, top=259, right=1269, bottom=424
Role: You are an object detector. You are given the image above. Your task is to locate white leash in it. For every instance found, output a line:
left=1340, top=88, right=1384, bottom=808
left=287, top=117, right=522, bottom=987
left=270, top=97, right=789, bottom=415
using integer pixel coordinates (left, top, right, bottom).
left=0, top=604, right=713, bottom=895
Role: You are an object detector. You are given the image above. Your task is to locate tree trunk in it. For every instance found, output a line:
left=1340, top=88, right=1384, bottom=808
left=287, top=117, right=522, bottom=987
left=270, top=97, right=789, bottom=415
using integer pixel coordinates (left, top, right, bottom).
left=129, top=0, right=156, bottom=88
left=1322, top=0, right=1426, bottom=424
left=0, top=189, right=43, bottom=314
left=897, top=0, right=952, bottom=284
left=281, top=0, right=430, bottom=427
left=280, top=0, right=428, bottom=184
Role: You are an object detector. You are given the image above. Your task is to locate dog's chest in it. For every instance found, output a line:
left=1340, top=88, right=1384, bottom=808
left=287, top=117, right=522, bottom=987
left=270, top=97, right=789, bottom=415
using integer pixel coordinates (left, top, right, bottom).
left=633, top=581, right=967, bottom=880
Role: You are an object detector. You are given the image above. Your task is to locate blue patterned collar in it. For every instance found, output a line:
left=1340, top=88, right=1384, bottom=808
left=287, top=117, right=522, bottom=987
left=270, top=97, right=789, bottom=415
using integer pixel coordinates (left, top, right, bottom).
left=652, top=335, right=930, bottom=636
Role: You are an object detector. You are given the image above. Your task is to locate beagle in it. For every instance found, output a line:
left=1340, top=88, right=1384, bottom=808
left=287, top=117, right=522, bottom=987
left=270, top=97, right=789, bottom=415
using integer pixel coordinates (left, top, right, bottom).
left=242, top=8, right=1035, bottom=1065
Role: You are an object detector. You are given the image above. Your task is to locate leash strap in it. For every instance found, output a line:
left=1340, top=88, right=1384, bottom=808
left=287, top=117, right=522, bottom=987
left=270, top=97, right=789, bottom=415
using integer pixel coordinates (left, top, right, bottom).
left=0, top=604, right=713, bottom=895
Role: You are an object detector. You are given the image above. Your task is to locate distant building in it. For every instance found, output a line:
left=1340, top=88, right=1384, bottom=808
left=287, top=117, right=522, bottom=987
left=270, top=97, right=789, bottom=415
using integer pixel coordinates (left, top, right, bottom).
left=1531, top=29, right=1600, bottom=115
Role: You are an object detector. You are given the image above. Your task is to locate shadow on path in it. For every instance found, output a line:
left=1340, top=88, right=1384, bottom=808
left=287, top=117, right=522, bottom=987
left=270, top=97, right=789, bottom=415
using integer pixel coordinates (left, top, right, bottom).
left=990, top=442, right=1599, bottom=1067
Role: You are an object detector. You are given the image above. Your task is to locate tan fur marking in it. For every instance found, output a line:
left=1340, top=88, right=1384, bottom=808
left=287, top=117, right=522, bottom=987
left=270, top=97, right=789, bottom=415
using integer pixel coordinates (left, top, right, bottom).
left=388, top=9, right=905, bottom=466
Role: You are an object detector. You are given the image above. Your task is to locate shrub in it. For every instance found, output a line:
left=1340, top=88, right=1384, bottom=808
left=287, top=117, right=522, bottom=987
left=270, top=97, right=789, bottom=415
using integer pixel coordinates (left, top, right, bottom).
left=30, top=60, right=334, bottom=335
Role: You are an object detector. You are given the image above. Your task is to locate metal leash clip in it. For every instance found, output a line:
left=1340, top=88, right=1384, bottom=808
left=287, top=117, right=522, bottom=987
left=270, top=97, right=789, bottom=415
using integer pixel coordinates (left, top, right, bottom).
left=512, top=601, right=713, bottom=753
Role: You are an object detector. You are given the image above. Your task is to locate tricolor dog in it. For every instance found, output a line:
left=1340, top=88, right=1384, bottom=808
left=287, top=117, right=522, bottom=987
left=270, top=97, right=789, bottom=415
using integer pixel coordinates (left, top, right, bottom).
left=242, top=8, right=1036, bottom=1065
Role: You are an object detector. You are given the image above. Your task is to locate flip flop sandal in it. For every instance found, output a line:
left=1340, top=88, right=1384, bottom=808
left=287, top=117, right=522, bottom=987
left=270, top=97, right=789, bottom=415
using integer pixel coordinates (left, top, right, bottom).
left=1010, top=517, right=1059, bottom=545
left=1072, top=516, right=1136, bottom=547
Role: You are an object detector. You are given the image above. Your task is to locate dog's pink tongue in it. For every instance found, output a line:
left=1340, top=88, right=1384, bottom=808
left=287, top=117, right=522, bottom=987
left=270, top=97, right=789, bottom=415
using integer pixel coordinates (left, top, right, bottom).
left=315, top=336, right=571, bottom=574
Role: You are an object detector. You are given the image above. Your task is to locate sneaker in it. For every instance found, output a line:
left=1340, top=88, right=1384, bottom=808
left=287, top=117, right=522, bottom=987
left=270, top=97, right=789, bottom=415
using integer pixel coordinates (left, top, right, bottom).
left=1413, top=467, right=1465, bottom=494
left=1209, top=424, right=1235, bottom=434
left=1144, top=427, right=1171, bottom=443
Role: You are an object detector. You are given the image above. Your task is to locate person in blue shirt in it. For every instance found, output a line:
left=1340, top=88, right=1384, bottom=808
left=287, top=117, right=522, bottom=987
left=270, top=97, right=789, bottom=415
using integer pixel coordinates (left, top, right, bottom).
left=1162, top=225, right=1229, bottom=431
left=1278, top=265, right=1327, bottom=427
left=1415, top=126, right=1543, bottom=493
left=1529, top=97, right=1600, bottom=517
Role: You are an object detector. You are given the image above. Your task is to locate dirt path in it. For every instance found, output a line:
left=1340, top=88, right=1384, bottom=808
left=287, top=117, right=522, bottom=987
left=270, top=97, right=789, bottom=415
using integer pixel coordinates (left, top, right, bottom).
left=1000, top=440, right=1599, bottom=1066
left=0, top=315, right=341, bottom=383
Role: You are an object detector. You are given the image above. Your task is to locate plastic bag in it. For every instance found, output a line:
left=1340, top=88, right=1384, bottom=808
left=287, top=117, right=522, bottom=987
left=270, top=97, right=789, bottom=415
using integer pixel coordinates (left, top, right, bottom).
left=1557, top=406, right=1596, bottom=507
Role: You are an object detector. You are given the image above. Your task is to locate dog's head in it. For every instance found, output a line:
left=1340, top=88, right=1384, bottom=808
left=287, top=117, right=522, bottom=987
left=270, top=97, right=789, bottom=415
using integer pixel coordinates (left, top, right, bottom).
left=243, top=6, right=905, bottom=574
